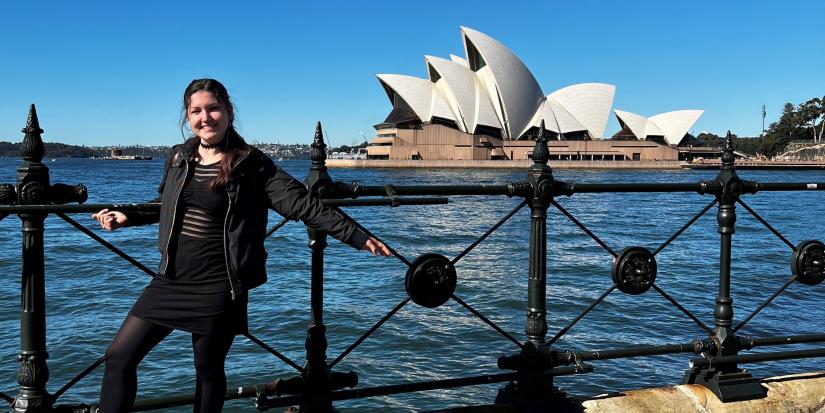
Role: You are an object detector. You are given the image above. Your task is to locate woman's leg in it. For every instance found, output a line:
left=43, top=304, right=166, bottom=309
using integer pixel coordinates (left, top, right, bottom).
left=191, top=332, right=235, bottom=413
left=99, top=315, right=172, bottom=412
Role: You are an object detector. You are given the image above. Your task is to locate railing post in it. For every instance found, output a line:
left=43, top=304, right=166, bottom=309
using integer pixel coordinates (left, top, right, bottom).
left=683, top=132, right=765, bottom=402
left=525, top=124, right=553, bottom=351
left=302, top=122, right=334, bottom=412
left=266, top=122, right=357, bottom=410
left=714, top=134, right=737, bottom=363
left=14, top=105, right=52, bottom=413
left=497, top=121, right=563, bottom=408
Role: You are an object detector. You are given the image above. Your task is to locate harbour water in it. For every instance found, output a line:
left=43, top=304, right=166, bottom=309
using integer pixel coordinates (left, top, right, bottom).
left=0, top=158, right=824, bottom=412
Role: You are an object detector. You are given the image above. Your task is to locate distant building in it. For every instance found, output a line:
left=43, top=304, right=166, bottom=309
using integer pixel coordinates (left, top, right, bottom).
left=368, top=27, right=705, bottom=162
left=107, top=148, right=153, bottom=160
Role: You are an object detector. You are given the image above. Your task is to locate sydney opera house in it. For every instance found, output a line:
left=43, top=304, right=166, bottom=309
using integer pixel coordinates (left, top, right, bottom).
left=367, top=27, right=706, bottom=162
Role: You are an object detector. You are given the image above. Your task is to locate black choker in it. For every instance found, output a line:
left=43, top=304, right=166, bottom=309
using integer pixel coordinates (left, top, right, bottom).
left=200, top=140, right=224, bottom=149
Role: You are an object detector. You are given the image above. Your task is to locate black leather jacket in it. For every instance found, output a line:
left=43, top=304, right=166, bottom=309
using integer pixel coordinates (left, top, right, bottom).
left=125, top=141, right=368, bottom=298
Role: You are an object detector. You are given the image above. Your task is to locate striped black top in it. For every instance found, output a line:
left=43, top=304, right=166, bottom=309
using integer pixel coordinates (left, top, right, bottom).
left=169, top=162, right=230, bottom=288
left=180, top=163, right=224, bottom=239
left=132, top=161, right=244, bottom=335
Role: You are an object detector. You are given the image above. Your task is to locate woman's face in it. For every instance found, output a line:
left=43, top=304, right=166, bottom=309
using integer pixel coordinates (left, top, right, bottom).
left=187, top=90, right=230, bottom=144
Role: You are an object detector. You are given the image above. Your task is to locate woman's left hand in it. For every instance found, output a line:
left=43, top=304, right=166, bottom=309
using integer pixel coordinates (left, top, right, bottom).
left=363, top=237, right=391, bottom=256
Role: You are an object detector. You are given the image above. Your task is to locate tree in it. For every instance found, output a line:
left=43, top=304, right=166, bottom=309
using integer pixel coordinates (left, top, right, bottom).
left=797, top=97, right=824, bottom=142
left=733, top=137, right=760, bottom=155
left=758, top=102, right=800, bottom=157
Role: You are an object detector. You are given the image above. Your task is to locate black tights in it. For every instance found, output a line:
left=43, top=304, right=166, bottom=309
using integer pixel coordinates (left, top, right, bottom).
left=99, top=315, right=235, bottom=413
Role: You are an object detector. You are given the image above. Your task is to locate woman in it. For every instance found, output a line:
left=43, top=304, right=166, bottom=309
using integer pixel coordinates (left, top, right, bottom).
left=92, top=78, right=389, bottom=412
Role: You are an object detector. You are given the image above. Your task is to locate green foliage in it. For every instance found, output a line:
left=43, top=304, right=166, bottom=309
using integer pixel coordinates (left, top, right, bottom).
left=734, top=137, right=761, bottom=156
left=690, top=98, right=823, bottom=158
left=758, top=101, right=815, bottom=157
left=695, top=132, right=760, bottom=155
left=797, top=97, right=825, bottom=142
left=696, top=132, right=725, bottom=146
left=0, top=142, right=175, bottom=158
left=0, top=141, right=100, bottom=158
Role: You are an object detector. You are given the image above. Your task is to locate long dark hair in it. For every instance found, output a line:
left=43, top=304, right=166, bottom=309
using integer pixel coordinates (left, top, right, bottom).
left=181, top=78, right=250, bottom=191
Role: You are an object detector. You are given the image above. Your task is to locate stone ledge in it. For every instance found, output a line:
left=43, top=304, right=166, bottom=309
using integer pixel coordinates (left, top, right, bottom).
left=423, top=372, right=825, bottom=413
left=579, top=371, right=825, bottom=413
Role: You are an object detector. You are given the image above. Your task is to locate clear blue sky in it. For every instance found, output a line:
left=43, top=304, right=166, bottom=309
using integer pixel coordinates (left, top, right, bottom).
left=1, top=0, right=823, bottom=147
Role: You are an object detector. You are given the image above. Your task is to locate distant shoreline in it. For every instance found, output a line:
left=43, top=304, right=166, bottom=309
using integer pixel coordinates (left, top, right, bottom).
left=0, top=141, right=322, bottom=161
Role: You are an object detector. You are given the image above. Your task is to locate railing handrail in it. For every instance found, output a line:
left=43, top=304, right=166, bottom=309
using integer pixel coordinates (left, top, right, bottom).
left=1, top=180, right=822, bottom=215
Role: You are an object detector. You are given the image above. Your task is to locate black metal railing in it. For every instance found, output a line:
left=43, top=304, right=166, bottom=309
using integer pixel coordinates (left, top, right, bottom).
left=0, top=108, right=823, bottom=412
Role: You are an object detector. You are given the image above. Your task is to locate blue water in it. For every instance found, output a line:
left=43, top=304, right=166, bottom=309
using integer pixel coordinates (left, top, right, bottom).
left=0, top=158, right=824, bottom=412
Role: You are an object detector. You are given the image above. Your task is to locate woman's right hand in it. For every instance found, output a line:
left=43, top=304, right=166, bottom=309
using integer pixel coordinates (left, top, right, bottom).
left=92, top=208, right=128, bottom=231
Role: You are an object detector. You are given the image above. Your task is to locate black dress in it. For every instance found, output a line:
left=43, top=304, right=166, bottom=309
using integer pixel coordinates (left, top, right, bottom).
left=131, top=162, right=248, bottom=336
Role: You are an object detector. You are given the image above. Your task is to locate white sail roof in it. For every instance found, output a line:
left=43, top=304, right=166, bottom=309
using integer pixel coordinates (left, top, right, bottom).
left=426, top=55, right=501, bottom=133
left=548, top=83, right=615, bottom=139
left=429, top=85, right=456, bottom=123
left=461, top=26, right=544, bottom=140
left=528, top=98, right=587, bottom=135
left=378, top=73, right=457, bottom=125
left=614, top=109, right=649, bottom=140
left=650, top=110, right=705, bottom=145
left=547, top=99, right=587, bottom=134
left=472, top=75, right=501, bottom=131
left=528, top=99, right=560, bottom=134
left=377, top=74, right=434, bottom=121
left=449, top=54, right=469, bottom=68
left=615, top=109, right=704, bottom=145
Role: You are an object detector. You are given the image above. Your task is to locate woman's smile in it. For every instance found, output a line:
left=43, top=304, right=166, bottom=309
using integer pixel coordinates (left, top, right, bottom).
left=187, top=90, right=229, bottom=145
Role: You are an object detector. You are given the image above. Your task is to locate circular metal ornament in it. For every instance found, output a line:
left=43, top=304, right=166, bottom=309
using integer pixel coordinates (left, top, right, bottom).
left=612, top=247, right=657, bottom=295
left=405, top=254, right=457, bottom=308
left=19, top=181, right=45, bottom=204
left=791, top=240, right=825, bottom=286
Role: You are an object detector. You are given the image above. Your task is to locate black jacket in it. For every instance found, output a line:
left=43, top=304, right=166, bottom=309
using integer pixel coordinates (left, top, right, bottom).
left=125, top=141, right=368, bottom=297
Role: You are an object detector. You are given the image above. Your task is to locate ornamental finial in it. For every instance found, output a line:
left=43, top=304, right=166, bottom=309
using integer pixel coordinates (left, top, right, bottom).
left=21, top=104, right=44, bottom=162
left=531, top=119, right=549, bottom=165
left=311, top=121, right=327, bottom=162
left=313, top=121, right=325, bottom=147
left=721, top=130, right=735, bottom=167
left=537, top=119, right=546, bottom=143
